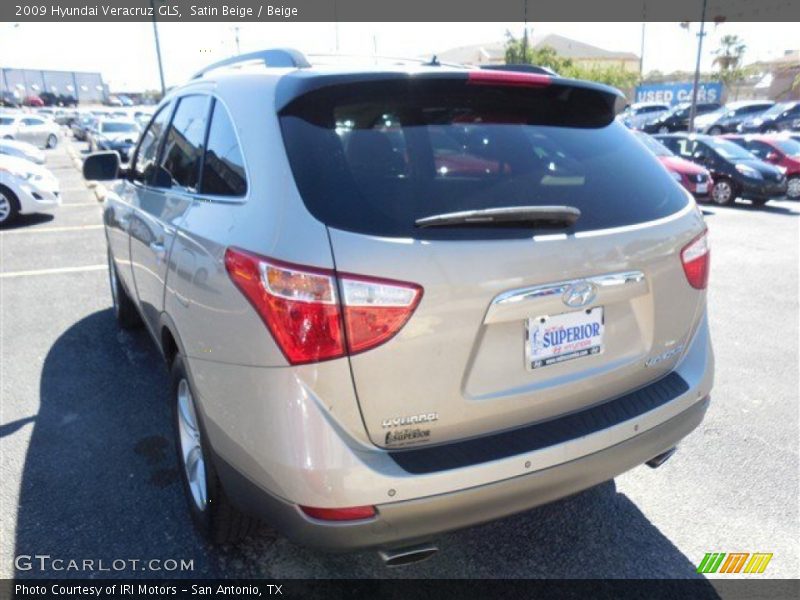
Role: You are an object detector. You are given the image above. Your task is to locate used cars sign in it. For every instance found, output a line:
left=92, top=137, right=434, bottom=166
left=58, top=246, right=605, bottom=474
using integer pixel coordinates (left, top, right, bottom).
left=635, top=82, right=723, bottom=106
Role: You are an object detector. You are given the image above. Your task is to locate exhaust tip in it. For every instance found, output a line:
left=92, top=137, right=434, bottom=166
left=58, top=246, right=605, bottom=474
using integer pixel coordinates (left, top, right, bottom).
left=379, top=544, right=438, bottom=567
left=646, top=446, right=677, bottom=469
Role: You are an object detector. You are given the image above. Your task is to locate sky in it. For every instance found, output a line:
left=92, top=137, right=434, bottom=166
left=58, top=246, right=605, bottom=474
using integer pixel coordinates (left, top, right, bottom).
left=1, top=21, right=795, bottom=91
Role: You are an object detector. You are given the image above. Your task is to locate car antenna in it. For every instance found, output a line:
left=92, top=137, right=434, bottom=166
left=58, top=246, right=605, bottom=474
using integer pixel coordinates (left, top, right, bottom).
left=426, top=55, right=441, bottom=67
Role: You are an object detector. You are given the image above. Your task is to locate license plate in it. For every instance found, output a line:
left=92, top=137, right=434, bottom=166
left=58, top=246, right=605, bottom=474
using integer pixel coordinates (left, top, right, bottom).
left=526, top=307, right=604, bottom=370
left=696, top=183, right=708, bottom=194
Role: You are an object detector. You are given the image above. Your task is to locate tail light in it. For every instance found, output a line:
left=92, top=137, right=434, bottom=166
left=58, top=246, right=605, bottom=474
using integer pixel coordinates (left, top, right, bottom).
left=224, top=248, right=422, bottom=365
left=299, top=505, right=376, bottom=521
left=680, top=230, right=710, bottom=289
left=467, top=70, right=551, bottom=88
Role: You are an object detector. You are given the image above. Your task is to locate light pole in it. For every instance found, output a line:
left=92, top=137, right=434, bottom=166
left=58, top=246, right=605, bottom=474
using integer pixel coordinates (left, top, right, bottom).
left=688, top=0, right=708, bottom=133
left=233, top=26, right=241, bottom=55
left=150, top=0, right=166, bottom=97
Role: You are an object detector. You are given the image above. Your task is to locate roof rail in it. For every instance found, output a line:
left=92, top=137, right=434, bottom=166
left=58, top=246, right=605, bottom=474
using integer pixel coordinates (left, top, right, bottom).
left=305, top=52, right=469, bottom=70
left=191, top=48, right=310, bottom=79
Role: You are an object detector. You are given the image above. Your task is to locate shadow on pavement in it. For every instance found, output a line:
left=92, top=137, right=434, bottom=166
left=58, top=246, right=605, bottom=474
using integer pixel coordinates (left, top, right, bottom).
left=1, top=213, right=54, bottom=230
left=15, top=309, right=217, bottom=579
left=14, top=310, right=718, bottom=587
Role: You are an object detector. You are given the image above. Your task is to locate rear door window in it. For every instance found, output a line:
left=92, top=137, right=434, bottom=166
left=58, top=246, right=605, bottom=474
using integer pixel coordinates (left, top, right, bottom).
left=200, top=100, right=247, bottom=197
left=155, top=95, right=211, bottom=193
left=279, top=79, right=689, bottom=240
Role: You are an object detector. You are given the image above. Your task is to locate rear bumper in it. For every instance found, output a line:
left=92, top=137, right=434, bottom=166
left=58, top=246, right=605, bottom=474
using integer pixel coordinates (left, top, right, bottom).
left=215, top=395, right=709, bottom=550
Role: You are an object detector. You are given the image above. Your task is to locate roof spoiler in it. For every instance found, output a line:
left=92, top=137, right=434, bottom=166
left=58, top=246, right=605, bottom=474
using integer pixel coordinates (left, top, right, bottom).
left=191, top=48, right=310, bottom=79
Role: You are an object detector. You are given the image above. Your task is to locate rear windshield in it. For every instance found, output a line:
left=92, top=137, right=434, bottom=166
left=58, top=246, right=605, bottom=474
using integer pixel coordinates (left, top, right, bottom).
left=279, top=79, right=689, bottom=239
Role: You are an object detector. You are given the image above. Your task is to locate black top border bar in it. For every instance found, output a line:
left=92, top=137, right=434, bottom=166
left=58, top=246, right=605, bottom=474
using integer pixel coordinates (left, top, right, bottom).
left=3, top=0, right=800, bottom=22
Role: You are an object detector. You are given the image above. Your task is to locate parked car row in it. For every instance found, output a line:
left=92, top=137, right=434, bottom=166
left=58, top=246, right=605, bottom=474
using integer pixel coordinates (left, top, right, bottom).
left=654, top=133, right=791, bottom=204
left=623, top=98, right=800, bottom=137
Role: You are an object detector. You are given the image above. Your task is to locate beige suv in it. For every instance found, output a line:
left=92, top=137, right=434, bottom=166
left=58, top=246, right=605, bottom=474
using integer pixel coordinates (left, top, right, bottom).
left=83, top=49, right=714, bottom=566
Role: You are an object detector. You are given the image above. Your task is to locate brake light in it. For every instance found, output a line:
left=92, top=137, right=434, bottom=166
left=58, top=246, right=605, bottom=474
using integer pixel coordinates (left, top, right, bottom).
left=467, top=70, right=551, bottom=88
left=680, top=230, right=710, bottom=289
left=224, top=248, right=422, bottom=364
left=299, top=505, right=377, bottom=521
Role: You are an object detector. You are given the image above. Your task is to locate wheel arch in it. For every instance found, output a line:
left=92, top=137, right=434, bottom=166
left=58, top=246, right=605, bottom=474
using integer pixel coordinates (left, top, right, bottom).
left=159, top=313, right=188, bottom=368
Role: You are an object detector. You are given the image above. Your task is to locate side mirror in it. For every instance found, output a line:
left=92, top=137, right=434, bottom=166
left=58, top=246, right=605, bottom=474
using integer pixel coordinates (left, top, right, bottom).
left=83, top=151, right=120, bottom=181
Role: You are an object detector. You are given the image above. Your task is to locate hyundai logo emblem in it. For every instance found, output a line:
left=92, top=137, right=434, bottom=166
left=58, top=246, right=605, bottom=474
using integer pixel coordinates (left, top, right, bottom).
left=562, top=281, right=597, bottom=308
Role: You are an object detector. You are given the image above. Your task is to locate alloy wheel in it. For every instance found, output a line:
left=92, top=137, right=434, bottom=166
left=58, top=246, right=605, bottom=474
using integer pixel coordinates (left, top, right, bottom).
left=788, top=177, right=800, bottom=200
left=712, top=181, right=733, bottom=205
left=0, top=192, right=11, bottom=223
left=177, top=379, right=208, bottom=511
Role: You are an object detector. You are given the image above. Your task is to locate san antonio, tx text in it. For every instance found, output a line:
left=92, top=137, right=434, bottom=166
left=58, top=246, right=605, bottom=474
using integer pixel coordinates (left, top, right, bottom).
left=16, top=583, right=283, bottom=596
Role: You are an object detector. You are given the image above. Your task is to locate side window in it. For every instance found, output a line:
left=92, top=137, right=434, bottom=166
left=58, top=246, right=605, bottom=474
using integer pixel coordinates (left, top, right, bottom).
left=748, top=141, right=776, bottom=159
left=200, top=101, right=247, bottom=196
left=22, top=117, right=42, bottom=126
left=156, top=95, right=211, bottom=192
left=131, top=104, right=172, bottom=185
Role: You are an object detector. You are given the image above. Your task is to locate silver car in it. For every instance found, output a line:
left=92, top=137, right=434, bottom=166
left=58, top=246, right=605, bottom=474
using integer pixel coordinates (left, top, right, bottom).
left=83, top=49, right=713, bottom=564
left=0, top=113, right=61, bottom=148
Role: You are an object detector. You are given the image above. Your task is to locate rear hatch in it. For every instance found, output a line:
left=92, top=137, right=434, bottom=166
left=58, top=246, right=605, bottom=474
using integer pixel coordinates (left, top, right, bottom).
left=278, top=72, right=707, bottom=449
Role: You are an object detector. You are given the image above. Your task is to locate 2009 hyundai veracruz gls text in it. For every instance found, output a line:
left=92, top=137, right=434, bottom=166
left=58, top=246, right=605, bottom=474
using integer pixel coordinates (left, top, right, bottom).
left=83, top=49, right=713, bottom=566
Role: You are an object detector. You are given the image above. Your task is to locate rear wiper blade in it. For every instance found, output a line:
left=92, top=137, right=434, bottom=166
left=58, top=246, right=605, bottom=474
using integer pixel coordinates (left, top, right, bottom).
left=414, top=205, right=581, bottom=229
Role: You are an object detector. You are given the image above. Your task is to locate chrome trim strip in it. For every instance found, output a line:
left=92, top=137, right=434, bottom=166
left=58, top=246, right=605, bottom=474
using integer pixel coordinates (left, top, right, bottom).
left=492, top=270, right=646, bottom=306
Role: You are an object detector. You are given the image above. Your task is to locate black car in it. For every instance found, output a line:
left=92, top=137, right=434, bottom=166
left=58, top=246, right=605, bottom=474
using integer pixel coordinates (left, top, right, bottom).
left=655, top=133, right=787, bottom=206
left=739, top=101, right=800, bottom=133
left=642, top=102, right=722, bottom=134
left=699, top=101, right=774, bottom=135
left=87, top=118, right=141, bottom=162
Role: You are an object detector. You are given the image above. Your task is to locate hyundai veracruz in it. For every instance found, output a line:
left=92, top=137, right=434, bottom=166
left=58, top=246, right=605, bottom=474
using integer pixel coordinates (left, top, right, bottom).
left=83, top=49, right=714, bottom=565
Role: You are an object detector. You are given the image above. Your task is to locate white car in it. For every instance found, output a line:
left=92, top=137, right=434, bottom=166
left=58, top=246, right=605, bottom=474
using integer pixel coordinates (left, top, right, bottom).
left=0, top=114, right=61, bottom=148
left=0, top=154, right=61, bottom=225
left=0, top=138, right=46, bottom=165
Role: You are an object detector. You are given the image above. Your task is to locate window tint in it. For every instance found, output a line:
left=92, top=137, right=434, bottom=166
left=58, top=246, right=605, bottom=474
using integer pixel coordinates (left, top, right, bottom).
left=22, top=118, right=43, bottom=126
left=156, top=95, right=210, bottom=192
left=132, top=103, right=172, bottom=184
left=0, top=117, right=13, bottom=125
left=200, top=101, right=247, bottom=196
left=279, top=80, right=688, bottom=240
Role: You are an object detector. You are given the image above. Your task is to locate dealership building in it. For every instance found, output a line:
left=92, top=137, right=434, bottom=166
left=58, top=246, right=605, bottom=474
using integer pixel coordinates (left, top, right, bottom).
left=0, top=67, right=107, bottom=104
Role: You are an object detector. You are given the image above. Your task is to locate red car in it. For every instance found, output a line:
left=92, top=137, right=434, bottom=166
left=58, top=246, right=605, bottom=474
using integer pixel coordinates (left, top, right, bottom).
left=635, top=131, right=713, bottom=199
left=723, top=134, right=800, bottom=199
left=23, top=95, right=44, bottom=107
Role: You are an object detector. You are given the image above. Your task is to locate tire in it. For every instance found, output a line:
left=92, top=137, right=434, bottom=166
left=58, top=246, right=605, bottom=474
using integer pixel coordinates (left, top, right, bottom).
left=787, top=176, right=800, bottom=200
left=711, top=178, right=736, bottom=205
left=708, top=126, right=722, bottom=135
left=0, top=186, right=20, bottom=226
left=108, top=249, right=142, bottom=329
left=46, top=134, right=58, bottom=149
left=170, top=355, right=257, bottom=544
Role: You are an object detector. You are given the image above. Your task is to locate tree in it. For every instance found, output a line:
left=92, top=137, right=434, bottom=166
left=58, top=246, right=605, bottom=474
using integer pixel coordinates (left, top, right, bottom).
left=504, top=32, right=573, bottom=72
left=503, top=33, right=637, bottom=89
left=712, top=35, right=751, bottom=99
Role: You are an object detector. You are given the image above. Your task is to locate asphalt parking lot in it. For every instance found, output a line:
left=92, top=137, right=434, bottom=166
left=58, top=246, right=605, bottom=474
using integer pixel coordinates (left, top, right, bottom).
left=0, top=137, right=797, bottom=581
